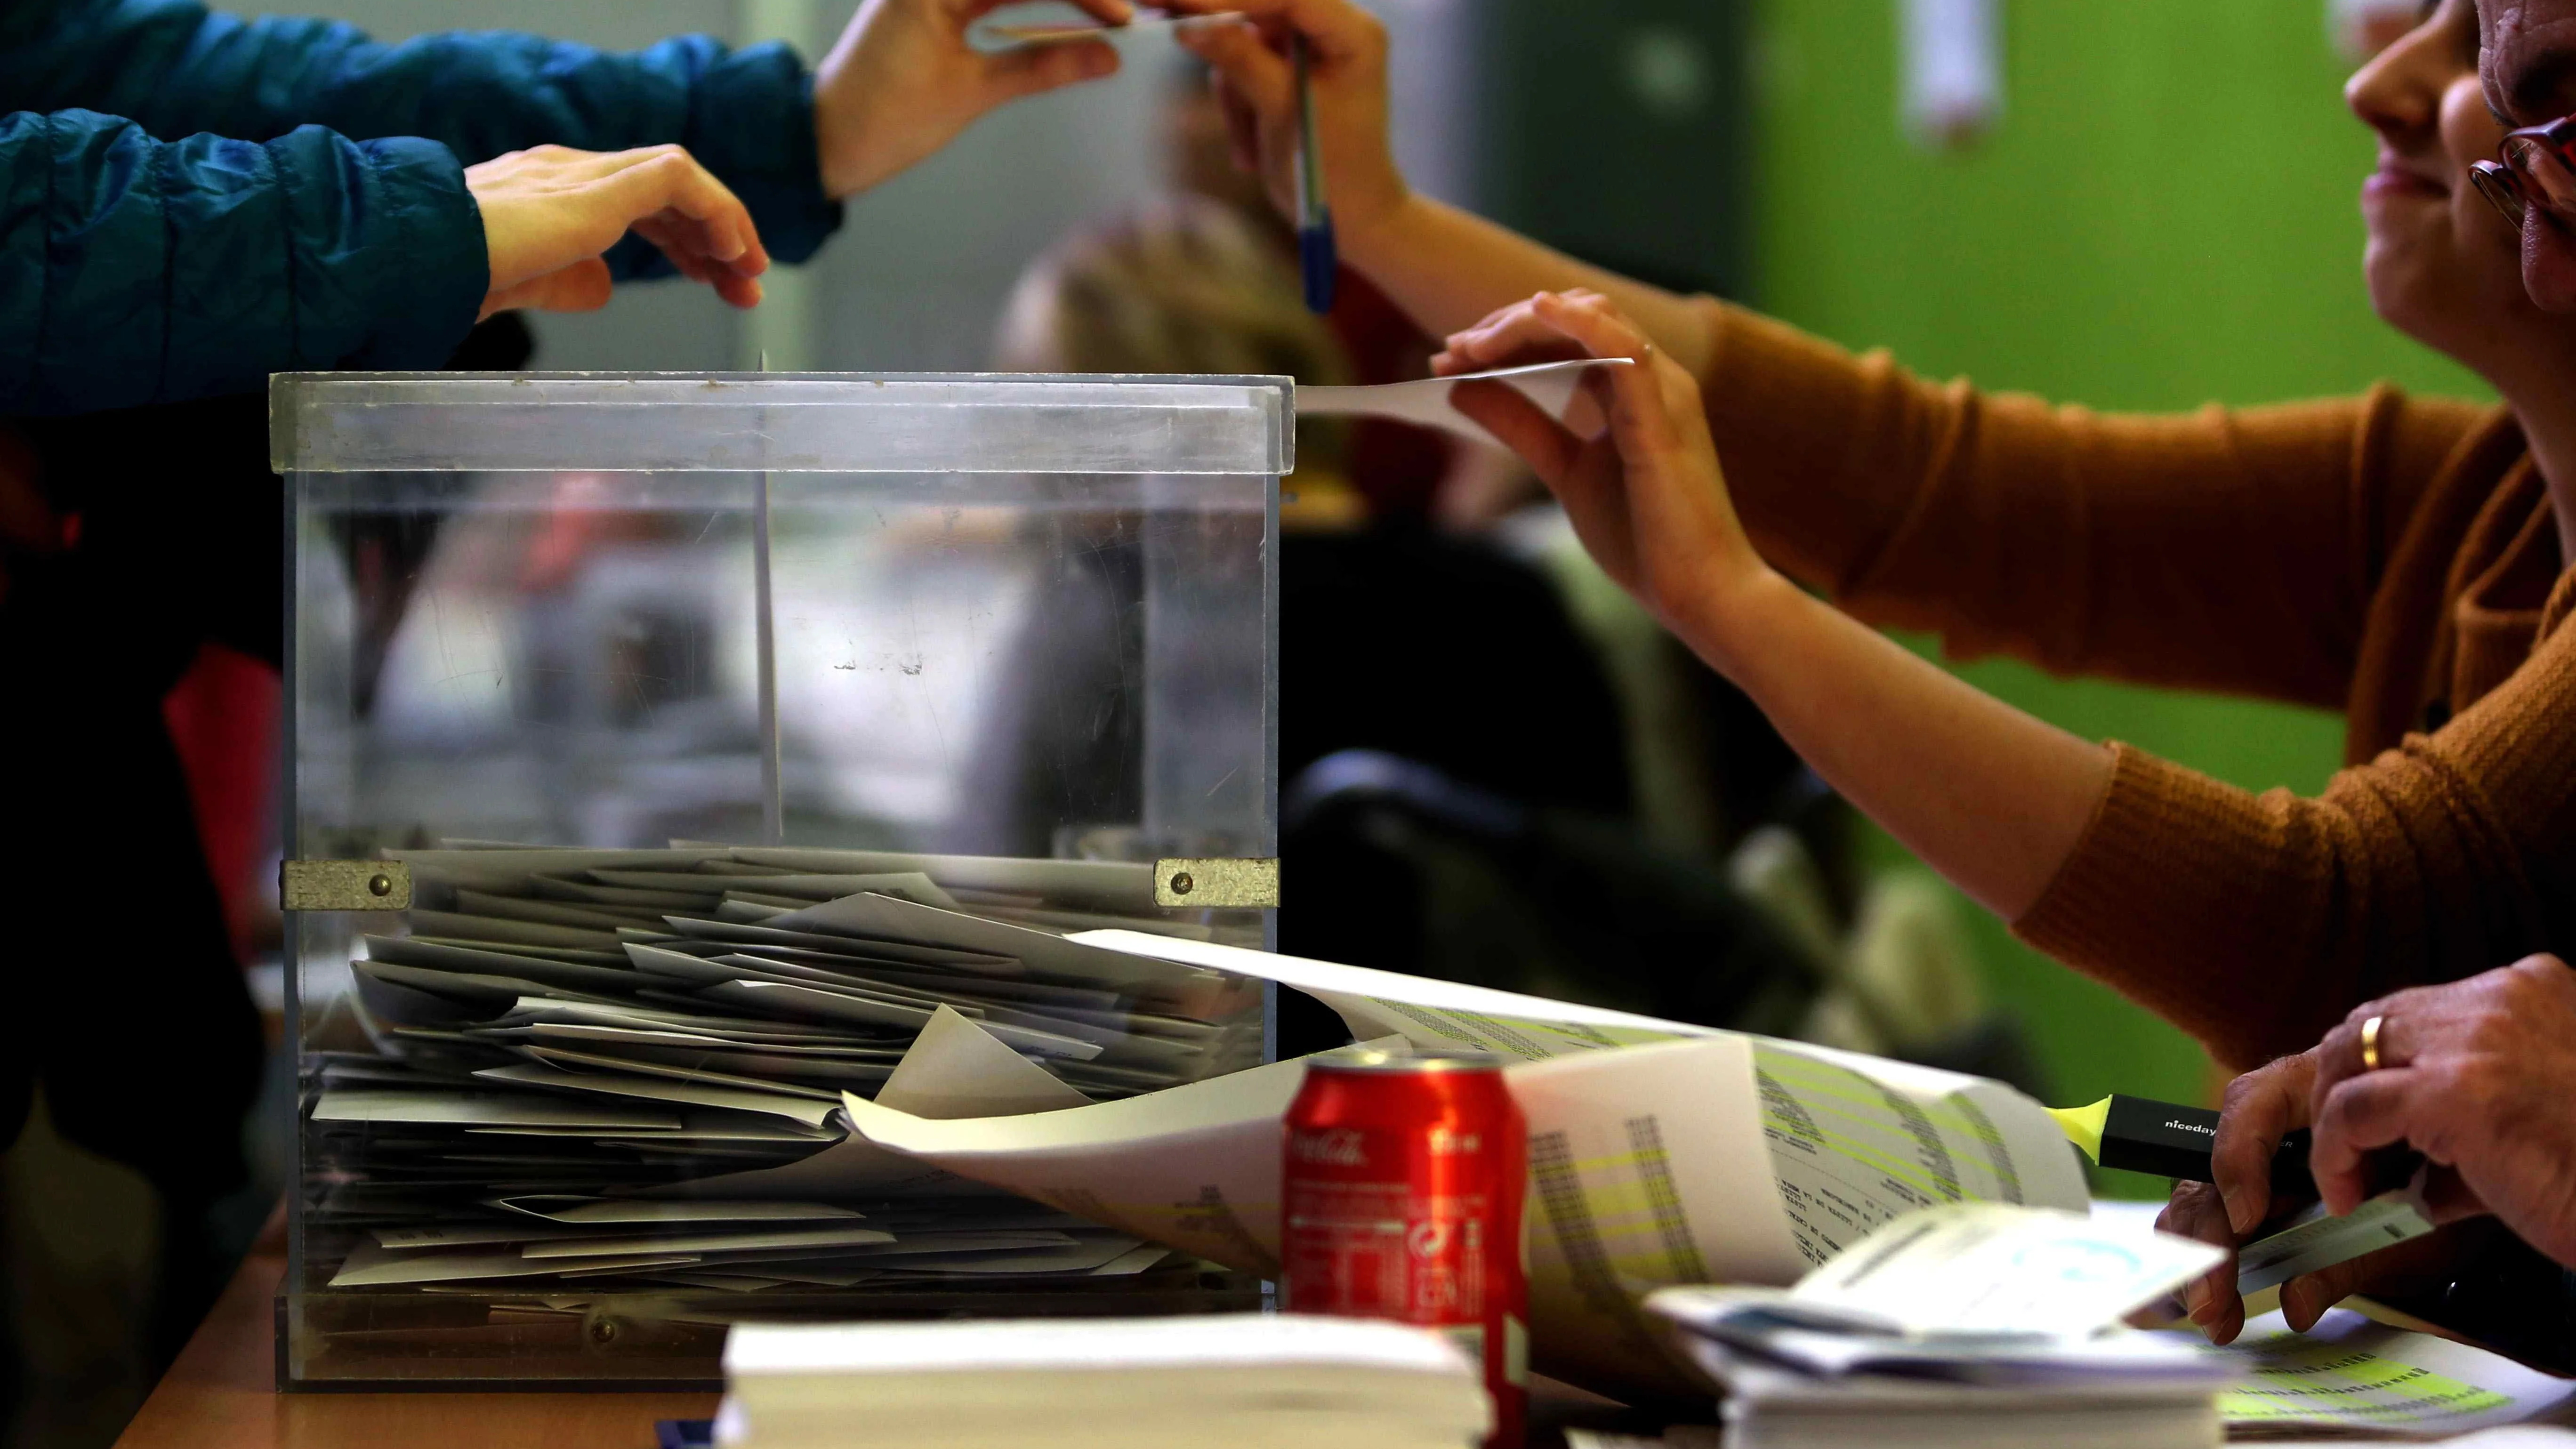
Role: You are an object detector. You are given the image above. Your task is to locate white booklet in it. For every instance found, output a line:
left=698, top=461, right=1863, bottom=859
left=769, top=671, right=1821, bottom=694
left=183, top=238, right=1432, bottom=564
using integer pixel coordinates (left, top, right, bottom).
left=1644, top=1204, right=2231, bottom=1383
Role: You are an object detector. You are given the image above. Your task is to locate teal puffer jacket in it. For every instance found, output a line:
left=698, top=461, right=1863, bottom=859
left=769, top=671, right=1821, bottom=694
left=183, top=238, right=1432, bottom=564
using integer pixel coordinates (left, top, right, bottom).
left=0, top=0, right=845, bottom=416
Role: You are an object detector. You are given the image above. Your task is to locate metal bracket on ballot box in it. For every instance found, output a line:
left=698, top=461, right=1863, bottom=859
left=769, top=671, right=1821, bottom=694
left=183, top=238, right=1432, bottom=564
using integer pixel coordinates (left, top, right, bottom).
left=279, top=859, right=413, bottom=912
left=1152, top=858, right=1280, bottom=909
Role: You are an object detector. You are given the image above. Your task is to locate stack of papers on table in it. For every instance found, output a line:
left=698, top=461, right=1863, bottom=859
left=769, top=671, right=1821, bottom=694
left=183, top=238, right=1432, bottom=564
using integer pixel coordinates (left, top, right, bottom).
left=311, top=844, right=1263, bottom=1294
left=718, top=1313, right=1491, bottom=1449
left=1646, top=1204, right=2240, bottom=1449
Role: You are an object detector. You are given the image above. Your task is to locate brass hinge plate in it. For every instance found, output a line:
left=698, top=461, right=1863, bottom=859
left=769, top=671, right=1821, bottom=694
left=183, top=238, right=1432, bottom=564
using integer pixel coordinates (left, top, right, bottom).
left=280, top=860, right=412, bottom=912
left=1151, top=857, right=1280, bottom=909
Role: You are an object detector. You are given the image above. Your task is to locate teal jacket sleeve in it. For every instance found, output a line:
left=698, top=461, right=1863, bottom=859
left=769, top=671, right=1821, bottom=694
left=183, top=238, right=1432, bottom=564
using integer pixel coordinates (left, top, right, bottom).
left=0, top=110, right=488, bottom=416
left=0, top=0, right=844, bottom=272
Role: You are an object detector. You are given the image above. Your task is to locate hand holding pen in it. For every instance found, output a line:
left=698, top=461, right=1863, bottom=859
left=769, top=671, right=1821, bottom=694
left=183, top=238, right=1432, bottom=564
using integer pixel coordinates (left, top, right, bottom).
left=1175, top=0, right=1413, bottom=274
left=1291, top=33, right=1335, bottom=312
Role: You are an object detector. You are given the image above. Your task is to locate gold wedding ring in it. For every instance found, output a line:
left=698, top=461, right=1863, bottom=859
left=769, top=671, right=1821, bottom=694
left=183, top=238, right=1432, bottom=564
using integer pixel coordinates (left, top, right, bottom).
left=2361, top=1014, right=2387, bottom=1072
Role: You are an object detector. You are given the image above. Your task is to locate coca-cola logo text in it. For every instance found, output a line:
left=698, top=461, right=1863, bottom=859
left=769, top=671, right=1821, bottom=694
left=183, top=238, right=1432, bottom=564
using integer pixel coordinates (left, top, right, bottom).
left=1289, top=1128, right=1368, bottom=1167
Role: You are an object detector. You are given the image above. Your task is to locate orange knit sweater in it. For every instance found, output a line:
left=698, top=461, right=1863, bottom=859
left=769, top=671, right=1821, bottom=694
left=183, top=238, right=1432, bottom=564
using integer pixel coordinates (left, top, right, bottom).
left=1693, top=300, right=2576, bottom=1072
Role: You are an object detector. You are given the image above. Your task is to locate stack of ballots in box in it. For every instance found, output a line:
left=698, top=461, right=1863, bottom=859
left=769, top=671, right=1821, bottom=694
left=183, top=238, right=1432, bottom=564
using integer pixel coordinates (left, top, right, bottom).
left=309, top=844, right=1266, bottom=1294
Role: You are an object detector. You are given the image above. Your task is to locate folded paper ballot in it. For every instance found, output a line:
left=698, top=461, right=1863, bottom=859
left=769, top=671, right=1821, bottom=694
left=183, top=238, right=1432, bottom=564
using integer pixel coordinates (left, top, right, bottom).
left=308, top=845, right=1256, bottom=1297
left=719, top=1313, right=1489, bottom=1449
left=974, top=11, right=1245, bottom=48
left=1296, top=358, right=1635, bottom=443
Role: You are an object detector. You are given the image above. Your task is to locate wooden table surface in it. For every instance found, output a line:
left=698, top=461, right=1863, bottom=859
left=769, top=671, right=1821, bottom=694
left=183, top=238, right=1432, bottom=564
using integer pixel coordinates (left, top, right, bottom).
left=113, top=1219, right=714, bottom=1449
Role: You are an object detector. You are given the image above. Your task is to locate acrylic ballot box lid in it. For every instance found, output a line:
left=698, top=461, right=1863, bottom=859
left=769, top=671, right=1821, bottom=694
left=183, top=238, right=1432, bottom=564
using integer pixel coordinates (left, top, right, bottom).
left=269, top=371, right=1296, bottom=475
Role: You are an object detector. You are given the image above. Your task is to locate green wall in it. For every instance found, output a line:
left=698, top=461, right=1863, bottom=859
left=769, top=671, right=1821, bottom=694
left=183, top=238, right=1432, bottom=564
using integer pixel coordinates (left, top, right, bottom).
left=1748, top=0, right=2493, bottom=1183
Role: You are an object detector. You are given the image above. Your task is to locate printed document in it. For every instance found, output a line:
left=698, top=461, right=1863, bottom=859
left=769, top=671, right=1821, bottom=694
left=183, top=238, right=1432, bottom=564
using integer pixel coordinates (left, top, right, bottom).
left=839, top=935, right=2086, bottom=1396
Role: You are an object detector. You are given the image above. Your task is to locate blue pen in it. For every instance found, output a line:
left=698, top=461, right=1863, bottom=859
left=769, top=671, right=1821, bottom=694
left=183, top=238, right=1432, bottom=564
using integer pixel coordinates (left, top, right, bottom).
left=1293, top=34, right=1336, bottom=314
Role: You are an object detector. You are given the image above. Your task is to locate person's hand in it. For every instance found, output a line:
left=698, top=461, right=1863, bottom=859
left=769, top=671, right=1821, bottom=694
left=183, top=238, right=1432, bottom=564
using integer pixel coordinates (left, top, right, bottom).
left=2307, top=955, right=2576, bottom=1267
left=467, top=145, right=769, bottom=318
left=2157, top=1052, right=2317, bottom=1343
left=813, top=0, right=1136, bottom=200
left=2152, top=1050, right=2461, bottom=1341
left=1172, top=0, right=1412, bottom=242
left=1432, top=289, right=1771, bottom=640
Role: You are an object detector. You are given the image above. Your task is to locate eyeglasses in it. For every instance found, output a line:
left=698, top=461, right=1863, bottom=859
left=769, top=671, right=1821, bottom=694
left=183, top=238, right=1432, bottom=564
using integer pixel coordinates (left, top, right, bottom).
left=2472, top=114, right=2576, bottom=224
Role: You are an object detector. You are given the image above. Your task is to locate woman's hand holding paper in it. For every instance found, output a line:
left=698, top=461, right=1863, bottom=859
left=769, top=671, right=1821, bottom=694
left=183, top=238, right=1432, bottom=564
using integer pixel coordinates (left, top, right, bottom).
left=1425, top=288, right=2110, bottom=924
left=813, top=0, right=1138, bottom=200
left=1435, top=290, right=1774, bottom=646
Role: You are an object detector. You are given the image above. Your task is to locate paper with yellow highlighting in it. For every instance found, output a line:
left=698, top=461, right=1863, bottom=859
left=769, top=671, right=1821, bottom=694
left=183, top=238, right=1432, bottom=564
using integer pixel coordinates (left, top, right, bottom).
left=2193, top=1307, right=2576, bottom=1435
left=833, top=938, right=2087, bottom=1399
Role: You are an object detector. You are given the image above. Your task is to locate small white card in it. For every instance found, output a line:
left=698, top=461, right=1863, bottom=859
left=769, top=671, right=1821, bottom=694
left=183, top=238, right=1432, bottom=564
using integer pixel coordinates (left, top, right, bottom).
left=2233, top=1188, right=2434, bottom=1295
left=1651, top=1203, right=2226, bottom=1344
left=976, top=12, right=1243, bottom=47
left=1791, top=1204, right=2226, bottom=1337
left=1296, top=358, right=1635, bottom=442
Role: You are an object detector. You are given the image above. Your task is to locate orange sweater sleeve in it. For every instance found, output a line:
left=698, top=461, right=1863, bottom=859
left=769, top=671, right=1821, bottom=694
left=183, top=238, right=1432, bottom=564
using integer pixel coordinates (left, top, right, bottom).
left=2018, top=595, right=2576, bottom=1072
left=1693, top=298, right=2492, bottom=710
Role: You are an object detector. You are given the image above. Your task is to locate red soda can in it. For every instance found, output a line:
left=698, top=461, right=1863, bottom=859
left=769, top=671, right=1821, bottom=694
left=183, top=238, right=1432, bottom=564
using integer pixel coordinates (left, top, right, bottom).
left=1282, top=1049, right=1528, bottom=1449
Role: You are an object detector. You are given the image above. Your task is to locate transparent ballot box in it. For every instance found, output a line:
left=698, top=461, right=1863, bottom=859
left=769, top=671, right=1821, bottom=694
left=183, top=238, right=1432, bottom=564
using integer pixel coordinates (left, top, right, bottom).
left=273, top=373, right=1287, bottom=1388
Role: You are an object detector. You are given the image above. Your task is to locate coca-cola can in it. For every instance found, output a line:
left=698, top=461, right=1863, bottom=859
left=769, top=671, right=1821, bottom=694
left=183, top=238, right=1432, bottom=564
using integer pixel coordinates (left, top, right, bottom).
left=1283, top=1048, right=1528, bottom=1449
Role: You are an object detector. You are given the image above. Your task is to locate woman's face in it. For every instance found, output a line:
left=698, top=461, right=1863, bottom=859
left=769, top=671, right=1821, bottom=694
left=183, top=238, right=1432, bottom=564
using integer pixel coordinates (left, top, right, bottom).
left=2347, top=0, right=2536, bottom=361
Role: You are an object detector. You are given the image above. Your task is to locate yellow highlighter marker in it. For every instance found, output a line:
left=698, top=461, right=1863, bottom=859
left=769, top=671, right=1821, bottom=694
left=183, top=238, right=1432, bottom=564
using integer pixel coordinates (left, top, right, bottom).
left=2049, top=1094, right=2318, bottom=1193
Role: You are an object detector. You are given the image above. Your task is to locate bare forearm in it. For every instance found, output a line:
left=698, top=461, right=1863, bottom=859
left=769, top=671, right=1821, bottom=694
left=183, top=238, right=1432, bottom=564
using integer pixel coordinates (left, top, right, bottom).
left=1348, top=194, right=1720, bottom=376
left=1681, top=572, right=2113, bottom=920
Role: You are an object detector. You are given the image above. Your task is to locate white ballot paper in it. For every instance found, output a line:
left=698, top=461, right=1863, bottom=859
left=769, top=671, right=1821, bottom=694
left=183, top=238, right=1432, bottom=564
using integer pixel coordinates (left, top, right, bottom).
left=2233, top=1187, right=2436, bottom=1296
left=973, top=11, right=1245, bottom=48
left=652, top=1005, right=1093, bottom=1200
left=1644, top=1205, right=2227, bottom=1378
left=1752, top=1204, right=2224, bottom=1340
left=1295, top=358, right=1635, bottom=444
left=837, top=934, right=2088, bottom=1398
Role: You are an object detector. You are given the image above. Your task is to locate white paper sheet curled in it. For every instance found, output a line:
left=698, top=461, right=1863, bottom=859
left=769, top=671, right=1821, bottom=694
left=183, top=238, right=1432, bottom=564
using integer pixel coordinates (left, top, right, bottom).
left=832, top=934, right=2087, bottom=1399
